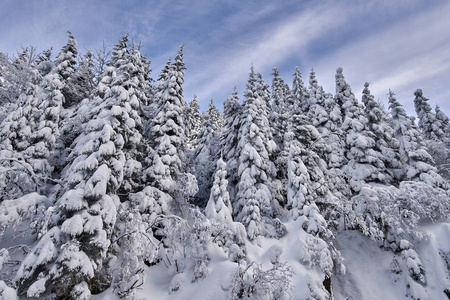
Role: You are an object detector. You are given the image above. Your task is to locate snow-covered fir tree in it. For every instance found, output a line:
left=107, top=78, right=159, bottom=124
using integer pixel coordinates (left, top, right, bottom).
left=292, top=66, right=310, bottom=114
left=336, top=67, right=388, bottom=192
left=234, top=67, right=280, bottom=242
left=207, top=98, right=224, bottom=135
left=434, top=105, right=450, bottom=141
left=220, top=88, right=241, bottom=200
left=389, top=90, right=446, bottom=189
left=194, top=98, right=220, bottom=206
left=186, top=95, right=202, bottom=148
left=362, top=82, right=402, bottom=184
left=54, top=30, right=79, bottom=107
left=143, top=45, right=197, bottom=215
left=270, top=67, right=290, bottom=150
left=413, top=89, right=443, bottom=141
left=307, top=69, right=348, bottom=213
left=205, top=158, right=246, bottom=256
left=14, top=36, right=139, bottom=299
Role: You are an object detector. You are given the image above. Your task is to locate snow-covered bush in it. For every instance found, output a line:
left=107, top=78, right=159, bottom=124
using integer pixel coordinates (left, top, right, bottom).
left=230, top=258, right=294, bottom=300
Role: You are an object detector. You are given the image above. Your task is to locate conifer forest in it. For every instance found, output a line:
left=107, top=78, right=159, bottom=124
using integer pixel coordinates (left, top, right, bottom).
left=0, top=32, right=449, bottom=300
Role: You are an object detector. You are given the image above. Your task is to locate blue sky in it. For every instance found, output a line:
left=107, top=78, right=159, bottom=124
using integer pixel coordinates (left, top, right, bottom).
left=1, top=0, right=450, bottom=116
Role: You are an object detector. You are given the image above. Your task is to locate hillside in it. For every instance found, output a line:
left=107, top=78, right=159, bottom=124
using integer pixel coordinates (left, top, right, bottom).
left=0, top=32, right=449, bottom=300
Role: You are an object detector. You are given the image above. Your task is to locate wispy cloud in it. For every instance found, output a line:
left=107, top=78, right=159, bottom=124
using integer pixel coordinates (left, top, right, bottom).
left=312, top=1, right=450, bottom=115
left=2, top=0, right=449, bottom=116
left=184, top=2, right=350, bottom=109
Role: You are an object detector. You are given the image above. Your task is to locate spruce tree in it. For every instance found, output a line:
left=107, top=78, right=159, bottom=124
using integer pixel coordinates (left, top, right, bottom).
left=143, top=45, right=197, bottom=214
left=186, top=95, right=202, bottom=148
left=336, top=67, right=387, bottom=192
left=286, top=110, right=344, bottom=294
left=54, top=31, right=79, bottom=107
left=413, top=89, right=441, bottom=141
left=0, top=70, right=42, bottom=199
left=220, top=88, right=241, bottom=200
left=308, top=69, right=329, bottom=133
left=362, top=82, right=402, bottom=184
left=14, top=35, right=152, bottom=298
left=287, top=113, right=329, bottom=219
left=235, top=67, right=279, bottom=242
left=194, top=99, right=219, bottom=206
left=389, top=90, right=446, bottom=188
left=435, top=105, right=449, bottom=138
left=208, top=98, right=224, bottom=135
left=292, top=66, right=310, bottom=114
left=270, top=67, right=289, bottom=150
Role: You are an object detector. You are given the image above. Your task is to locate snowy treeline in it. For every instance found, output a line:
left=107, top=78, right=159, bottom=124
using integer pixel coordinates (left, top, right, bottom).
left=0, top=32, right=449, bottom=300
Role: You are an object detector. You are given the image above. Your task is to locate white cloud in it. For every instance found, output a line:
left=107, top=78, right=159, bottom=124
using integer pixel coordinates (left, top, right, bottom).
left=184, top=2, right=349, bottom=109
left=312, top=2, right=450, bottom=115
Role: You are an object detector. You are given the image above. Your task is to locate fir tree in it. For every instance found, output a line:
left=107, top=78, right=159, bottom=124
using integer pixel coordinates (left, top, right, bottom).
left=270, top=67, right=289, bottom=150
left=54, top=31, right=79, bottom=107
left=68, top=50, right=95, bottom=103
left=413, top=89, right=441, bottom=141
left=389, top=90, right=446, bottom=189
left=14, top=35, right=148, bottom=298
left=186, top=95, right=202, bottom=148
left=336, top=67, right=387, bottom=192
left=194, top=100, right=220, bottom=206
left=362, top=82, right=402, bottom=184
left=205, top=158, right=246, bottom=254
left=428, top=105, right=450, bottom=179
left=143, top=45, right=198, bottom=214
left=235, top=67, right=279, bottom=242
left=208, top=98, right=224, bottom=135
left=292, top=66, right=310, bottom=114
left=220, top=88, right=241, bottom=201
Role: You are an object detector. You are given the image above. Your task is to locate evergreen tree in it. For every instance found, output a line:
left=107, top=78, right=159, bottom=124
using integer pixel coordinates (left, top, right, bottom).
left=287, top=113, right=330, bottom=219
left=143, top=45, right=198, bottom=214
left=306, top=69, right=348, bottom=228
left=14, top=35, right=149, bottom=298
left=0, top=60, right=44, bottom=199
left=54, top=31, right=78, bottom=82
left=307, top=69, right=329, bottom=133
left=205, top=158, right=246, bottom=254
left=413, top=89, right=442, bottom=141
left=270, top=67, right=289, bottom=150
left=220, top=88, right=241, bottom=201
left=336, top=67, right=387, bottom=192
left=186, top=95, right=202, bottom=148
left=144, top=58, right=171, bottom=125
left=235, top=67, right=279, bottom=242
left=434, top=105, right=449, bottom=138
left=309, top=68, right=345, bottom=170
left=292, top=66, right=310, bottom=114
left=0, top=47, right=36, bottom=105
left=34, top=48, right=53, bottom=78
left=28, top=70, right=64, bottom=175
left=68, top=50, right=95, bottom=103
left=194, top=99, right=220, bottom=206
left=54, top=31, right=79, bottom=107
left=362, top=82, right=402, bottom=183
left=428, top=105, right=450, bottom=179
left=389, top=90, right=446, bottom=189
left=206, top=98, right=223, bottom=135
left=286, top=111, right=344, bottom=296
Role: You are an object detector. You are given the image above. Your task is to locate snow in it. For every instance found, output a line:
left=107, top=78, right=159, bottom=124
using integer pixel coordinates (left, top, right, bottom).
left=61, top=213, right=84, bottom=236
left=0, top=193, right=50, bottom=232
left=0, top=280, right=17, bottom=300
left=332, top=230, right=405, bottom=300
left=26, top=277, right=47, bottom=298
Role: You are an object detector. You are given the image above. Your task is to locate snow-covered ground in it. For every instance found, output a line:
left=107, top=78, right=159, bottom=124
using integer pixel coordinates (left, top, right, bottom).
left=91, top=221, right=450, bottom=300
